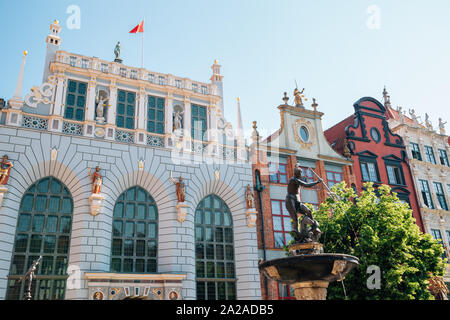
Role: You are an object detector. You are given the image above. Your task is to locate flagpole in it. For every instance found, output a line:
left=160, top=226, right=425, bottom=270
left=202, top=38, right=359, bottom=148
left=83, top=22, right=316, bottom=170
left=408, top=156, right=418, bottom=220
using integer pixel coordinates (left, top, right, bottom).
left=142, top=18, right=144, bottom=69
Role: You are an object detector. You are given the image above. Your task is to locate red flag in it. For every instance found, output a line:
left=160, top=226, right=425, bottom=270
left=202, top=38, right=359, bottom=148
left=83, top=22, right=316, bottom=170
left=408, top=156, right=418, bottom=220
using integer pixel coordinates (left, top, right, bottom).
left=129, top=20, right=144, bottom=33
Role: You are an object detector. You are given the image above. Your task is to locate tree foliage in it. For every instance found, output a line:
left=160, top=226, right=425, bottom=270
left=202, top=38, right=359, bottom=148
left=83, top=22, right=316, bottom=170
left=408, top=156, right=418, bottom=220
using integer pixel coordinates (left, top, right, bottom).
left=314, top=182, right=446, bottom=300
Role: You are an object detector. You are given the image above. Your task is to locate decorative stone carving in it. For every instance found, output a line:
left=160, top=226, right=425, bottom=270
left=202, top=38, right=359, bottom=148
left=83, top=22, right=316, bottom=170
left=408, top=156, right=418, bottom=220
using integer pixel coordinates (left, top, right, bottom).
left=50, top=147, right=58, bottom=161
left=293, top=119, right=315, bottom=150
left=89, top=193, right=105, bottom=216
left=0, top=186, right=7, bottom=208
left=176, top=202, right=188, bottom=222
left=24, top=80, right=55, bottom=108
left=246, top=209, right=257, bottom=228
left=138, top=159, right=144, bottom=171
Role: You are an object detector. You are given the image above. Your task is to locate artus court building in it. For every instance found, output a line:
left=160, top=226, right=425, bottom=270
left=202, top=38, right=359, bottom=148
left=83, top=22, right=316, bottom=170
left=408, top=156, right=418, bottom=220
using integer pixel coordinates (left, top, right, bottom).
left=0, top=20, right=261, bottom=300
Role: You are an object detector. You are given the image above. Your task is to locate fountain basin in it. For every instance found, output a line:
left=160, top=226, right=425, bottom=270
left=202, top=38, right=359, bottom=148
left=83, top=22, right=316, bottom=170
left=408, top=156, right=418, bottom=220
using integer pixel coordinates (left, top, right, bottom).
left=259, top=253, right=359, bottom=285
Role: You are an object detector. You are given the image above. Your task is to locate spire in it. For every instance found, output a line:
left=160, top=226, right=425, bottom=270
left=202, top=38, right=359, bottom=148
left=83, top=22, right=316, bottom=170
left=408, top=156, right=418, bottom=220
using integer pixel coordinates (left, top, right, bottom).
left=236, top=97, right=244, bottom=140
left=9, top=50, right=28, bottom=109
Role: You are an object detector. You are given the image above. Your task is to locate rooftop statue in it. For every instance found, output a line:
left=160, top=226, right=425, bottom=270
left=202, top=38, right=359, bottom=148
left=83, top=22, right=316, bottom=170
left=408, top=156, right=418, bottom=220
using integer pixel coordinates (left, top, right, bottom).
left=114, top=41, right=122, bottom=63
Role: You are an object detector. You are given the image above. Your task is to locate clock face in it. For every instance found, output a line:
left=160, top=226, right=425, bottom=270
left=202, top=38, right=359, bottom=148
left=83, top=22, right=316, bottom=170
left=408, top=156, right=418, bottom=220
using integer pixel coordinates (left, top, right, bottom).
left=300, top=126, right=309, bottom=142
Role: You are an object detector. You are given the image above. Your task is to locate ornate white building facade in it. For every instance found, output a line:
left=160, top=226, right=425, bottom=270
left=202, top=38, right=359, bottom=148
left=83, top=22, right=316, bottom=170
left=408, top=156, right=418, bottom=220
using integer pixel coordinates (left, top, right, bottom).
left=0, top=20, right=261, bottom=300
left=384, top=91, right=450, bottom=283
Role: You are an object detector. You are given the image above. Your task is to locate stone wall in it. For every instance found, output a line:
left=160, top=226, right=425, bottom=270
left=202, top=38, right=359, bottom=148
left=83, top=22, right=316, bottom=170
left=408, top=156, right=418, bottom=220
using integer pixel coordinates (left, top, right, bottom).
left=0, top=126, right=261, bottom=300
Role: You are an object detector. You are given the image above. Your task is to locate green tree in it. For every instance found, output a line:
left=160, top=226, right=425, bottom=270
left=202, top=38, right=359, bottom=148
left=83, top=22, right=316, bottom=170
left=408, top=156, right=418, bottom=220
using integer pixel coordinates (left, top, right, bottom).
left=313, top=182, right=446, bottom=300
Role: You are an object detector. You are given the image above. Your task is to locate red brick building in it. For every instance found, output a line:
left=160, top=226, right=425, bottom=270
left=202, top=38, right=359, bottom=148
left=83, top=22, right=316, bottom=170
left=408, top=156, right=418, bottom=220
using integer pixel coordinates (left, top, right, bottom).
left=324, top=96, right=425, bottom=232
left=250, top=94, right=355, bottom=300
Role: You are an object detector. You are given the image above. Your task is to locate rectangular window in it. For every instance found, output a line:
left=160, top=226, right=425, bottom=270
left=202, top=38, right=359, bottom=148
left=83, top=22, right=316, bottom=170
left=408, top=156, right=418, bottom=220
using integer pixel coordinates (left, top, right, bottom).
left=81, top=59, right=89, bottom=69
left=360, top=161, right=379, bottom=182
left=410, top=143, right=422, bottom=161
left=431, top=229, right=442, bottom=241
left=438, top=149, right=449, bottom=166
left=269, top=159, right=288, bottom=184
left=386, top=165, right=405, bottom=185
left=158, top=76, right=165, bottom=85
left=130, top=70, right=138, bottom=80
left=191, top=104, right=207, bottom=141
left=116, top=90, right=136, bottom=129
left=278, top=284, right=295, bottom=300
left=433, top=182, right=448, bottom=210
left=148, top=74, right=155, bottom=83
left=147, top=95, right=165, bottom=134
left=326, top=171, right=342, bottom=188
left=120, top=68, right=127, bottom=78
left=447, top=230, right=450, bottom=246
left=419, top=180, right=435, bottom=209
left=192, top=83, right=198, bottom=93
left=424, top=146, right=436, bottom=164
left=101, top=63, right=109, bottom=73
left=271, top=200, right=293, bottom=248
left=64, top=80, right=87, bottom=121
left=69, top=56, right=77, bottom=67
left=175, top=79, right=182, bottom=89
left=300, top=167, right=315, bottom=183
left=201, top=85, right=208, bottom=94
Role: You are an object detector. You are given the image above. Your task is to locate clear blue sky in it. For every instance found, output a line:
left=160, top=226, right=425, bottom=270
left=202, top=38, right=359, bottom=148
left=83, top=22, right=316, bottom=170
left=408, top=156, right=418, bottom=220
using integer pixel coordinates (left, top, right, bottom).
left=1, top=0, right=449, bottom=137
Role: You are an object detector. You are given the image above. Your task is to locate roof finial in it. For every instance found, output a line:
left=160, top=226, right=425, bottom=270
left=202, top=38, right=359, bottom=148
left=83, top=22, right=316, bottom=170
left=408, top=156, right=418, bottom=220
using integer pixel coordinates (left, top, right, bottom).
left=282, top=92, right=289, bottom=105
left=383, top=86, right=391, bottom=108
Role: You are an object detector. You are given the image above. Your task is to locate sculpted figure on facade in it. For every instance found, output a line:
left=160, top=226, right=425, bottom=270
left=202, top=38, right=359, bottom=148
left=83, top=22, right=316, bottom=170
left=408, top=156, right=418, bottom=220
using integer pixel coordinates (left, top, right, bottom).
left=173, top=110, right=184, bottom=131
left=95, top=90, right=109, bottom=120
left=294, top=87, right=305, bottom=107
left=114, top=42, right=121, bottom=61
left=438, top=118, right=447, bottom=135
left=171, top=172, right=186, bottom=203
left=409, top=108, right=420, bottom=125
left=245, top=184, right=254, bottom=209
left=425, top=113, right=433, bottom=131
left=397, top=106, right=405, bottom=124
left=0, top=155, right=13, bottom=185
left=88, top=166, right=102, bottom=194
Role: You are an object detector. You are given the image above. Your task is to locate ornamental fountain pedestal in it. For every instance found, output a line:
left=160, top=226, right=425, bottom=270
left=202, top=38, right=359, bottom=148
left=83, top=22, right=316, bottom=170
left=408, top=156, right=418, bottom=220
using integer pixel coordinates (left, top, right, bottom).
left=259, top=242, right=359, bottom=300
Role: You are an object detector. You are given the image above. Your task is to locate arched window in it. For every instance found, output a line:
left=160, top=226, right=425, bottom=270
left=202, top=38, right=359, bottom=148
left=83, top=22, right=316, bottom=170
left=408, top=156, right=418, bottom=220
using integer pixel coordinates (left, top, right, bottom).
left=110, top=186, right=158, bottom=273
left=6, top=177, right=73, bottom=300
left=195, top=194, right=236, bottom=300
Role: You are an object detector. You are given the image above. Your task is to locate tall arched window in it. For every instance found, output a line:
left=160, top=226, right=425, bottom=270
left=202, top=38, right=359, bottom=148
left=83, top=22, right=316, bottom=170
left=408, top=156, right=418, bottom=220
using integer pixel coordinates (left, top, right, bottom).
left=195, top=194, right=236, bottom=300
left=110, top=186, right=158, bottom=273
left=6, top=177, right=73, bottom=300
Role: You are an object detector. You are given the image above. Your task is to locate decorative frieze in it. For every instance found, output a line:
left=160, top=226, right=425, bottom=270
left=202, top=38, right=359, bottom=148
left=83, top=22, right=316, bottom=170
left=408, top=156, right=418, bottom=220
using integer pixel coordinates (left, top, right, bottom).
left=115, top=129, right=135, bottom=143
left=147, top=134, right=164, bottom=148
left=62, top=121, right=83, bottom=136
